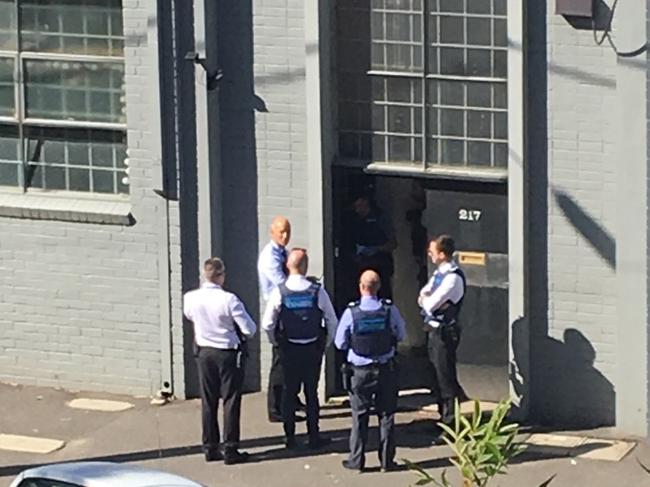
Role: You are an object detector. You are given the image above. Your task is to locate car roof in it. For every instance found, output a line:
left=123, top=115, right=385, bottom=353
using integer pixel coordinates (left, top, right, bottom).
left=16, top=462, right=204, bottom=487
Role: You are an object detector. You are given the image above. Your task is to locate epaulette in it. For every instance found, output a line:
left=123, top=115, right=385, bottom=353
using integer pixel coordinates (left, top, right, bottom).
left=347, top=300, right=360, bottom=308
left=381, top=298, right=392, bottom=306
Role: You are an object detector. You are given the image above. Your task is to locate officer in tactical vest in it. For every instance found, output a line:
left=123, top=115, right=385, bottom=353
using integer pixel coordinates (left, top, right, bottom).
left=335, top=270, right=406, bottom=472
left=419, top=235, right=466, bottom=437
left=350, top=194, right=397, bottom=299
left=262, top=248, right=338, bottom=449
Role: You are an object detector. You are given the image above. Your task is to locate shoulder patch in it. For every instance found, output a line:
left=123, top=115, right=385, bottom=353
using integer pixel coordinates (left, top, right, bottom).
left=348, top=300, right=360, bottom=308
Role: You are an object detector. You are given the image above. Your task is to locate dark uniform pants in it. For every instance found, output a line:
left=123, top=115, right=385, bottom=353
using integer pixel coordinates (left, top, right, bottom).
left=197, top=347, right=244, bottom=453
left=267, top=344, right=284, bottom=419
left=280, top=341, right=323, bottom=441
left=348, top=361, right=398, bottom=469
left=427, top=324, right=462, bottom=425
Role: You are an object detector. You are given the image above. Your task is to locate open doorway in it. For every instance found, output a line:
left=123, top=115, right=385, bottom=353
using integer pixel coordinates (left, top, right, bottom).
left=327, top=166, right=509, bottom=402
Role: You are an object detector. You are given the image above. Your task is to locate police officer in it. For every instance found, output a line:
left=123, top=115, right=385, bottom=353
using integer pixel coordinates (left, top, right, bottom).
left=335, top=270, right=406, bottom=472
left=419, top=235, right=466, bottom=435
left=257, top=216, right=304, bottom=422
left=183, top=257, right=257, bottom=464
left=350, top=194, right=397, bottom=299
left=262, top=248, right=338, bottom=449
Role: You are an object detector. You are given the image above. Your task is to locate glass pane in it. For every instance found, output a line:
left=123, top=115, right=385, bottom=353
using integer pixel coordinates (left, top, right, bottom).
left=467, top=141, right=491, bottom=166
left=388, top=105, right=412, bottom=133
left=92, top=169, right=114, bottom=193
left=467, top=0, right=491, bottom=14
left=25, top=59, right=125, bottom=124
left=467, top=110, right=491, bottom=138
left=0, top=57, right=14, bottom=117
left=494, top=111, right=508, bottom=139
left=20, top=0, right=124, bottom=56
left=493, top=83, right=507, bottom=108
left=426, top=138, right=438, bottom=163
left=440, top=47, right=464, bottom=75
left=467, top=82, right=491, bottom=108
left=386, top=77, right=413, bottom=103
left=493, top=0, right=507, bottom=15
left=467, top=48, right=491, bottom=76
left=385, top=13, right=411, bottom=42
left=388, top=136, right=411, bottom=161
left=439, top=0, right=463, bottom=13
left=439, top=16, right=463, bottom=44
left=440, top=81, right=463, bottom=106
left=441, top=139, right=464, bottom=165
left=466, top=18, right=491, bottom=46
left=0, top=0, right=16, bottom=50
left=372, top=104, right=385, bottom=131
left=441, top=109, right=464, bottom=136
left=43, top=165, right=66, bottom=189
left=493, top=50, right=507, bottom=78
left=0, top=124, right=19, bottom=187
left=494, top=142, right=507, bottom=167
left=493, top=18, right=507, bottom=47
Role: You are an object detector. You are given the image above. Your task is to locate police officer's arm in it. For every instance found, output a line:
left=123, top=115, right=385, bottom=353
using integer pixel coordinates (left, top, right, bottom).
left=421, top=273, right=463, bottom=315
left=317, top=287, right=339, bottom=345
left=229, top=294, right=257, bottom=337
left=418, top=275, right=436, bottom=305
left=261, top=287, right=283, bottom=345
left=334, top=309, right=353, bottom=351
left=389, top=306, right=407, bottom=343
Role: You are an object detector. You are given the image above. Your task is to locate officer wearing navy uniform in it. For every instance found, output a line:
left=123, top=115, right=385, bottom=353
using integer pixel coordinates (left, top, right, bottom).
left=262, top=248, right=338, bottom=449
left=335, top=270, right=406, bottom=472
left=419, top=235, right=466, bottom=432
left=350, top=194, right=397, bottom=299
left=183, top=257, right=257, bottom=464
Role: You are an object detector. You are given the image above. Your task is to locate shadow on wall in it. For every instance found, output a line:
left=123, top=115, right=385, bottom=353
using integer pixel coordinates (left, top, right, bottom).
left=512, top=321, right=615, bottom=428
left=553, top=189, right=616, bottom=269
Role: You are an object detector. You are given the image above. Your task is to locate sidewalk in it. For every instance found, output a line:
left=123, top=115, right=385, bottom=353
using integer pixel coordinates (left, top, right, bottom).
left=1, top=383, right=650, bottom=487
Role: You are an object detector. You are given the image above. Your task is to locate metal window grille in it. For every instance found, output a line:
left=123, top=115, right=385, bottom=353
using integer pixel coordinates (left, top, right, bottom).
left=336, top=0, right=508, bottom=171
left=0, top=0, right=127, bottom=194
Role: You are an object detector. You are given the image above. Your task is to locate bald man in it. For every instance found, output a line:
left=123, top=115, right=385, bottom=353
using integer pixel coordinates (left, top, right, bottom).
left=335, top=270, right=406, bottom=473
left=262, top=248, right=338, bottom=449
left=257, top=216, right=296, bottom=422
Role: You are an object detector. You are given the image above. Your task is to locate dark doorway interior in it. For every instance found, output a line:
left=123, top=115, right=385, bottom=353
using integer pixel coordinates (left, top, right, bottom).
left=327, top=167, right=509, bottom=402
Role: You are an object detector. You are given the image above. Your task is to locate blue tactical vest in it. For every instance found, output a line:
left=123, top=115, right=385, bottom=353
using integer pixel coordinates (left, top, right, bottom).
left=349, top=301, right=394, bottom=358
left=422, top=267, right=466, bottom=326
left=278, top=283, right=323, bottom=341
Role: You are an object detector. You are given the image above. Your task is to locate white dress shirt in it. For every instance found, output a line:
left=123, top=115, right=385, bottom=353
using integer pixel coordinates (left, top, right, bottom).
left=257, top=240, right=288, bottom=301
left=184, top=282, right=257, bottom=349
left=262, top=274, right=339, bottom=345
left=419, top=261, right=465, bottom=321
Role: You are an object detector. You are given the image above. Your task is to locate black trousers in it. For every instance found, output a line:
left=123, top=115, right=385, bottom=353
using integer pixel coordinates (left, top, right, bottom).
left=427, top=324, right=462, bottom=425
left=197, top=347, right=244, bottom=453
left=267, top=345, right=284, bottom=419
left=348, top=362, right=398, bottom=469
left=280, top=341, right=323, bottom=441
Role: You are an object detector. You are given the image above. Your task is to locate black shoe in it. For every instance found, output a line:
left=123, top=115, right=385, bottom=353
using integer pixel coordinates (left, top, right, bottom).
left=308, top=436, right=331, bottom=450
left=204, top=450, right=223, bottom=462
left=432, top=434, right=448, bottom=446
left=224, top=449, right=249, bottom=465
left=295, top=413, right=307, bottom=422
left=285, top=437, right=298, bottom=449
left=268, top=414, right=283, bottom=423
left=380, top=461, right=398, bottom=472
left=341, top=459, right=364, bottom=473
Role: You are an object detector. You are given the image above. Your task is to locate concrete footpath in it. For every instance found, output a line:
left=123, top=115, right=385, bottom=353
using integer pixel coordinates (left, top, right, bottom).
left=1, top=383, right=650, bottom=487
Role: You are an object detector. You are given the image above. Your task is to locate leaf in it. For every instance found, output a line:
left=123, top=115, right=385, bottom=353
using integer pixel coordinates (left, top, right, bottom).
left=537, top=473, right=557, bottom=487
left=415, top=478, right=432, bottom=485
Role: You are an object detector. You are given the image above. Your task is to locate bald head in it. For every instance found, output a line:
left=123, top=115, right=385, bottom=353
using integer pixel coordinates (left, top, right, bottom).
left=359, top=269, right=381, bottom=296
left=270, top=216, right=291, bottom=247
left=287, top=248, right=309, bottom=275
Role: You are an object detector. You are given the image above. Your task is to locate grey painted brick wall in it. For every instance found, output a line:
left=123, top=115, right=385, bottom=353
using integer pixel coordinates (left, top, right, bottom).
left=540, top=3, right=618, bottom=426
left=0, top=1, right=175, bottom=397
left=253, top=0, right=310, bottom=386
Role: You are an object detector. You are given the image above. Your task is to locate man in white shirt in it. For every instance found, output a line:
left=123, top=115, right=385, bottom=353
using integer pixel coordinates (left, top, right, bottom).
left=184, top=257, right=257, bottom=465
left=419, top=235, right=466, bottom=431
left=262, top=248, right=338, bottom=449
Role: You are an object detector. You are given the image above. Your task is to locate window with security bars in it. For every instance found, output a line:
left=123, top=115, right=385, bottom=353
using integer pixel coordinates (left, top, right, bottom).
left=0, top=0, right=128, bottom=194
left=337, top=0, right=508, bottom=170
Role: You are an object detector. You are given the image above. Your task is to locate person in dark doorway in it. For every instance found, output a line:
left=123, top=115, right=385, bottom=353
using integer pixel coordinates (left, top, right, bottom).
left=257, top=216, right=304, bottom=423
left=262, top=248, right=339, bottom=449
left=335, top=270, right=406, bottom=472
left=419, top=235, right=466, bottom=439
left=184, top=257, right=257, bottom=464
left=350, top=194, right=397, bottom=299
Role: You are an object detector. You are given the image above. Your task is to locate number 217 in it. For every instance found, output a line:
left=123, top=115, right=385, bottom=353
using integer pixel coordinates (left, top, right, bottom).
left=458, top=209, right=482, bottom=221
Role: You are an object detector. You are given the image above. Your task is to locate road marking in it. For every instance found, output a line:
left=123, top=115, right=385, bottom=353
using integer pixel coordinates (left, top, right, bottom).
left=0, top=434, right=65, bottom=454
left=67, top=398, right=134, bottom=412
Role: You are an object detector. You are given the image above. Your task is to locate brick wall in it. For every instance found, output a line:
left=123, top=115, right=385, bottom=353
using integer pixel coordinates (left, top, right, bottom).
left=539, top=3, right=618, bottom=426
left=0, top=1, right=175, bottom=396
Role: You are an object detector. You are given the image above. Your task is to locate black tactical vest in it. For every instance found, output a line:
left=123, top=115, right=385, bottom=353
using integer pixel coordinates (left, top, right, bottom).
left=278, top=283, right=323, bottom=341
left=423, top=268, right=466, bottom=326
left=349, top=301, right=394, bottom=358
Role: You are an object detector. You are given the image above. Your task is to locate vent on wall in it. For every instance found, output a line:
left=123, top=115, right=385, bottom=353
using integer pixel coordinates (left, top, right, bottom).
left=556, top=0, right=594, bottom=17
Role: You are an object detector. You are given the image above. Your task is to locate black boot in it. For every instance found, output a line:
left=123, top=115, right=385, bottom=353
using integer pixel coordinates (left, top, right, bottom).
left=224, top=448, right=250, bottom=465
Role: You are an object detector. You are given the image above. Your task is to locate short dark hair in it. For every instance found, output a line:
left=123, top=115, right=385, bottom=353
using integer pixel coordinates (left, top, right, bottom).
left=204, top=257, right=225, bottom=281
left=432, top=235, right=455, bottom=258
